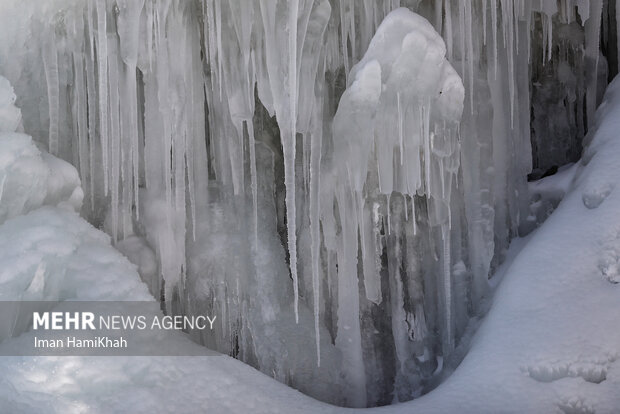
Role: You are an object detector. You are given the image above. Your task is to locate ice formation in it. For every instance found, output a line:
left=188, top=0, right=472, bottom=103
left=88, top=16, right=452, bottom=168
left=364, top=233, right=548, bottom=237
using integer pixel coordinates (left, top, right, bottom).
left=0, top=46, right=619, bottom=414
left=319, top=10, right=464, bottom=403
left=0, top=0, right=618, bottom=408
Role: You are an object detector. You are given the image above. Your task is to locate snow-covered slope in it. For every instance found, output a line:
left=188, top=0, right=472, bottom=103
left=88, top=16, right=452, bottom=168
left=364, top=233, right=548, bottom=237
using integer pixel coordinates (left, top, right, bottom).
left=388, top=76, right=620, bottom=412
left=0, top=66, right=619, bottom=413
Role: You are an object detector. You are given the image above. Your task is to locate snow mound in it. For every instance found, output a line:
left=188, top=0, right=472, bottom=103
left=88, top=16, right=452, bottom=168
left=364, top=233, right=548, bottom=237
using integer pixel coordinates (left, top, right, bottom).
left=0, top=76, right=21, bottom=133
left=0, top=76, right=82, bottom=222
left=0, top=133, right=83, bottom=223
left=0, top=206, right=152, bottom=303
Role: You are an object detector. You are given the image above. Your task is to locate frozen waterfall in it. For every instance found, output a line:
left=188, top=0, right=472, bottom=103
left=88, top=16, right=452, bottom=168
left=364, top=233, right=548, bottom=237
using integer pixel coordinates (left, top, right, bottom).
left=0, top=0, right=617, bottom=407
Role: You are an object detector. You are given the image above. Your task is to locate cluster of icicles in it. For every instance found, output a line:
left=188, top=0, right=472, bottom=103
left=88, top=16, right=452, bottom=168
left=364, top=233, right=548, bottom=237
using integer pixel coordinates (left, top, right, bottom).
left=0, top=0, right=613, bottom=407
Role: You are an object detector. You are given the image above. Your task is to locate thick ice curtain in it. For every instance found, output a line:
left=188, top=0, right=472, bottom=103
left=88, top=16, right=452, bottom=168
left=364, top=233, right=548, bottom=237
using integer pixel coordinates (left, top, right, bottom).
left=1, top=0, right=615, bottom=407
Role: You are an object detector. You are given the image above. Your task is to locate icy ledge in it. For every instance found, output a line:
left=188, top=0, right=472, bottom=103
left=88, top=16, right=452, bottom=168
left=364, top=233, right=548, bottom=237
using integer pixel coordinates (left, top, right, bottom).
left=1, top=73, right=620, bottom=412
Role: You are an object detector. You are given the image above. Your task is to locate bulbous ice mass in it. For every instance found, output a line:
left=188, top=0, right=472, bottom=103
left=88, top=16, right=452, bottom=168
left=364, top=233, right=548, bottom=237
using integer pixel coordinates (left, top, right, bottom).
left=331, top=7, right=464, bottom=197
left=325, top=9, right=463, bottom=405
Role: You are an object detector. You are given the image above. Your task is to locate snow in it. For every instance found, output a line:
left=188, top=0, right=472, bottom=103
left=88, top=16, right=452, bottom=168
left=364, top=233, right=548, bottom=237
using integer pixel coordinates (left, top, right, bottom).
left=0, top=77, right=22, bottom=133
left=0, top=78, right=83, bottom=225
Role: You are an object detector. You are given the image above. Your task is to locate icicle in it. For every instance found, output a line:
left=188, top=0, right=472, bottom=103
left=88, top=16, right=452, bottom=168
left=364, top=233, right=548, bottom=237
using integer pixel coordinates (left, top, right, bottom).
left=215, top=0, right=223, bottom=99
left=95, top=0, right=109, bottom=194
left=117, top=0, right=144, bottom=221
left=483, top=0, right=488, bottom=45
left=422, top=106, right=432, bottom=195
left=397, top=91, right=403, bottom=165
left=87, top=0, right=95, bottom=64
left=458, top=1, right=465, bottom=82
left=491, top=0, right=498, bottom=77
left=85, top=18, right=97, bottom=210
left=547, top=12, right=553, bottom=61
left=444, top=0, right=453, bottom=59
left=335, top=186, right=367, bottom=408
left=146, top=0, right=153, bottom=69
left=349, top=1, right=357, bottom=62
left=387, top=192, right=391, bottom=235
left=205, top=0, right=217, bottom=93
left=388, top=210, right=409, bottom=401
left=434, top=0, right=443, bottom=34
left=442, top=224, right=452, bottom=355
left=340, top=0, right=350, bottom=78
left=362, top=199, right=382, bottom=304
left=501, top=0, right=516, bottom=127
left=42, top=31, right=59, bottom=156
left=584, top=0, right=603, bottom=127
left=309, top=104, right=323, bottom=366
left=411, top=197, right=417, bottom=235
left=465, top=0, right=474, bottom=111
left=73, top=50, right=89, bottom=203
left=287, top=0, right=300, bottom=323
left=108, top=38, right=121, bottom=243
left=247, top=120, right=258, bottom=248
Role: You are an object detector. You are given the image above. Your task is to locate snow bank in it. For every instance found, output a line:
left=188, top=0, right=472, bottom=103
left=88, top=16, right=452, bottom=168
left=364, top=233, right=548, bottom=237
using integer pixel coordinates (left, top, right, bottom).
left=0, top=76, right=82, bottom=222
left=0, top=133, right=83, bottom=223
left=0, top=207, right=151, bottom=303
left=388, top=74, right=620, bottom=414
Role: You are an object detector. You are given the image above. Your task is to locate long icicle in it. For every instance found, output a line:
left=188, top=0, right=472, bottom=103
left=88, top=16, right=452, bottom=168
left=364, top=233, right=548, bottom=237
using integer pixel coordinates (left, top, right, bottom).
left=95, top=0, right=109, bottom=194
left=310, top=53, right=325, bottom=366
left=42, top=31, right=59, bottom=156
left=247, top=120, right=258, bottom=248
left=287, top=0, right=300, bottom=323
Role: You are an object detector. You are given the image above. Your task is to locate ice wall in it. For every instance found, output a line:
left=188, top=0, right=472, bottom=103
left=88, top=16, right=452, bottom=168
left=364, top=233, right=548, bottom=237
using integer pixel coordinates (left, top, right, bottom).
left=529, top=1, right=611, bottom=175
left=319, top=10, right=464, bottom=404
left=0, top=0, right=616, bottom=408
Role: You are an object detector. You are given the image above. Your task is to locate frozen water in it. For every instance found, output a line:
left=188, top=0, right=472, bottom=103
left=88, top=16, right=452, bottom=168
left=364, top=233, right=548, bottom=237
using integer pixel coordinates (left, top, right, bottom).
left=0, top=0, right=618, bottom=409
left=0, top=56, right=618, bottom=414
left=321, top=8, right=463, bottom=404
